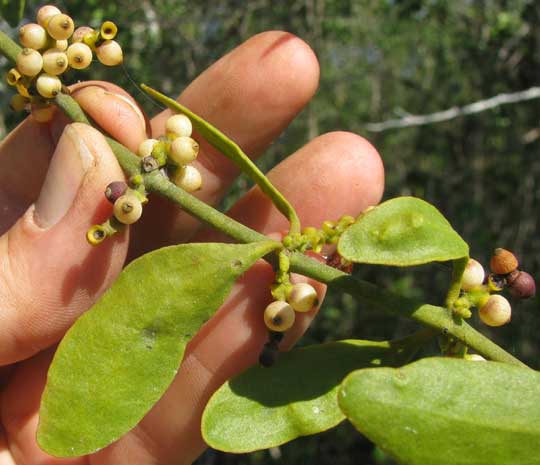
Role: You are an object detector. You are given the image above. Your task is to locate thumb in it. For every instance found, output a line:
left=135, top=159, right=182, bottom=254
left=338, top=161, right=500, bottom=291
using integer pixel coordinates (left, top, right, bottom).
left=0, top=123, right=129, bottom=365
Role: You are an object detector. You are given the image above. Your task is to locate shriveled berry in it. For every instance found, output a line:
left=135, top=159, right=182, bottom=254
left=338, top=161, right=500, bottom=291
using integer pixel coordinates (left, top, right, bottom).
left=19, top=23, right=48, bottom=50
left=172, top=165, right=202, bottom=192
left=169, top=136, right=199, bottom=165
left=507, top=270, right=536, bottom=299
left=100, top=21, right=118, bottom=40
left=479, top=294, right=511, bottom=327
left=166, top=114, right=192, bottom=137
left=104, top=181, right=128, bottom=203
left=287, top=282, right=318, bottom=312
left=258, top=342, right=279, bottom=367
left=16, top=48, right=43, bottom=77
left=490, top=248, right=518, bottom=275
left=36, top=73, right=62, bottom=98
left=113, top=194, right=143, bottom=225
left=487, top=273, right=505, bottom=292
left=461, top=258, right=485, bottom=291
left=36, top=5, right=61, bottom=27
left=46, top=14, right=75, bottom=40
left=86, top=224, right=107, bottom=246
left=96, top=40, right=123, bottom=66
left=264, top=301, right=295, bottom=332
left=66, top=43, right=93, bottom=70
left=42, top=48, right=68, bottom=75
left=6, top=68, right=22, bottom=85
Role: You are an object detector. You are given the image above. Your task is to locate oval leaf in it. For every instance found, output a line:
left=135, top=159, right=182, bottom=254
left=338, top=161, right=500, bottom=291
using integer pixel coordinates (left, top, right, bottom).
left=202, top=333, right=431, bottom=453
left=38, top=241, right=279, bottom=457
left=339, top=357, right=540, bottom=465
left=338, top=197, right=468, bottom=266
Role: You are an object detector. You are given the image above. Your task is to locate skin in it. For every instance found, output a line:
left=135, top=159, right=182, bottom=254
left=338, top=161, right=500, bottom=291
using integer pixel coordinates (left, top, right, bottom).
left=0, top=31, right=384, bottom=465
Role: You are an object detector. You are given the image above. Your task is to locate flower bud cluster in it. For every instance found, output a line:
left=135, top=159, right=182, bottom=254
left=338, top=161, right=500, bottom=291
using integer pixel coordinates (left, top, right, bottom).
left=283, top=214, right=356, bottom=254
left=7, top=5, right=123, bottom=122
left=137, top=113, right=202, bottom=192
left=86, top=181, right=148, bottom=246
left=458, top=248, right=536, bottom=328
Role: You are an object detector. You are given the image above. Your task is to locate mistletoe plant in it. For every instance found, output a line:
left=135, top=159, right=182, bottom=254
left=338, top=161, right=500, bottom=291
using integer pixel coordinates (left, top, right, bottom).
left=1, top=5, right=539, bottom=465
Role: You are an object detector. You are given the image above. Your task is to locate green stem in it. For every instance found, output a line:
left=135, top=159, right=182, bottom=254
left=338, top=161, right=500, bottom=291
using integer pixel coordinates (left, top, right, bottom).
left=289, top=252, right=526, bottom=367
left=445, top=256, right=468, bottom=309
left=0, top=37, right=524, bottom=368
left=0, top=29, right=21, bottom=62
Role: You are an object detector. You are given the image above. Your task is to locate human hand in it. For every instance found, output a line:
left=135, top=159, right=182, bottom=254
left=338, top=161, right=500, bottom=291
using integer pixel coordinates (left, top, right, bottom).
left=0, top=31, right=383, bottom=464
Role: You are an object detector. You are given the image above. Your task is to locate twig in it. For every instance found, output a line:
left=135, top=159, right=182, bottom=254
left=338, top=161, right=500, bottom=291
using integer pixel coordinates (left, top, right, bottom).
left=365, top=87, right=540, bottom=132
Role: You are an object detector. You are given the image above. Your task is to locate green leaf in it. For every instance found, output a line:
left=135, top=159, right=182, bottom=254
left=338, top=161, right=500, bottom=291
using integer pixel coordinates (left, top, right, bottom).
left=338, top=357, right=540, bottom=465
left=38, top=241, right=279, bottom=457
left=140, top=84, right=300, bottom=233
left=338, top=197, right=468, bottom=266
left=202, top=333, right=432, bottom=453
left=0, top=0, right=25, bottom=26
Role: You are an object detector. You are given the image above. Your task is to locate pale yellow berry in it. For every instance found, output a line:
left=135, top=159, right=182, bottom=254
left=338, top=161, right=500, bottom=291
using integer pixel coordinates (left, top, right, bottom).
left=55, top=39, right=69, bottom=51
left=169, top=136, right=199, bottom=165
left=172, top=165, right=202, bottom=192
left=19, top=23, right=48, bottom=50
left=95, top=40, right=123, bottom=66
left=42, top=48, right=68, bottom=75
left=46, top=14, right=75, bottom=40
left=35, top=73, right=62, bottom=98
left=16, top=48, right=43, bottom=77
left=479, top=294, right=511, bottom=327
left=9, top=94, right=28, bottom=111
left=113, top=194, right=143, bottom=225
left=264, top=301, right=295, bottom=332
left=166, top=114, right=192, bottom=137
left=66, top=43, right=93, bottom=70
left=287, top=283, right=319, bottom=312
left=461, top=258, right=485, bottom=291
left=36, top=5, right=61, bottom=27
left=137, top=138, right=159, bottom=158
left=72, top=26, right=95, bottom=43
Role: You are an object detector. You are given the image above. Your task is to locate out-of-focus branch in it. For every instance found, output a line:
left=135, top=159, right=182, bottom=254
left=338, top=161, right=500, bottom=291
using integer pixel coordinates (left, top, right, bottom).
left=365, top=87, right=540, bottom=132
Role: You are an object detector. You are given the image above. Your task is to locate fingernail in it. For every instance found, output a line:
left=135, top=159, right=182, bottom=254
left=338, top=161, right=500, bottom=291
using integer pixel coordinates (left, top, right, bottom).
left=104, top=90, right=146, bottom=133
left=34, top=125, right=94, bottom=229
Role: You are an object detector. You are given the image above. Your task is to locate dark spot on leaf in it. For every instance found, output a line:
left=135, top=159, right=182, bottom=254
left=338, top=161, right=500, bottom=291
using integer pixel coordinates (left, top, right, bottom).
left=141, top=327, right=158, bottom=350
left=231, top=259, right=243, bottom=268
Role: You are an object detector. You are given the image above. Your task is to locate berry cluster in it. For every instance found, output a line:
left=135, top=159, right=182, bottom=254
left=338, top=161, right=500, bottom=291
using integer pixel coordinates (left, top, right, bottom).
left=86, top=113, right=202, bottom=245
left=259, top=282, right=319, bottom=367
left=458, top=248, right=536, bottom=327
left=87, top=181, right=147, bottom=245
left=7, top=5, right=122, bottom=122
left=137, top=113, right=202, bottom=192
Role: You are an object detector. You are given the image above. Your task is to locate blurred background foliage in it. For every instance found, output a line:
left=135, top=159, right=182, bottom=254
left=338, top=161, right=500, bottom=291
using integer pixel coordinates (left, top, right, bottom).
left=1, top=0, right=539, bottom=463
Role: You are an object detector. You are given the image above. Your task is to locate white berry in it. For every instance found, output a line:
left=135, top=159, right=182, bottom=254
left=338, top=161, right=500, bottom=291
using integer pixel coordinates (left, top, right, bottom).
left=264, top=301, right=295, bottom=332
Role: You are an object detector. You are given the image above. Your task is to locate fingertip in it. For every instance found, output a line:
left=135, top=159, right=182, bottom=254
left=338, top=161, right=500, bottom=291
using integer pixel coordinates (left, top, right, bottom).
left=69, top=82, right=148, bottom=153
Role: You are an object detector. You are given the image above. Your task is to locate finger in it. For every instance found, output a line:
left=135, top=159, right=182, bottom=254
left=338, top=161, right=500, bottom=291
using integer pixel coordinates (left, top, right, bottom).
left=0, top=123, right=129, bottom=365
left=129, top=31, right=320, bottom=256
left=0, top=81, right=147, bottom=235
left=94, top=132, right=384, bottom=464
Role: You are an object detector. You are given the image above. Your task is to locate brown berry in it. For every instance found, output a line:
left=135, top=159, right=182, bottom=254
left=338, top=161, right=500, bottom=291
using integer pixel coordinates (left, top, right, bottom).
left=105, top=181, right=128, bottom=203
left=507, top=271, right=536, bottom=299
left=489, top=248, right=518, bottom=275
